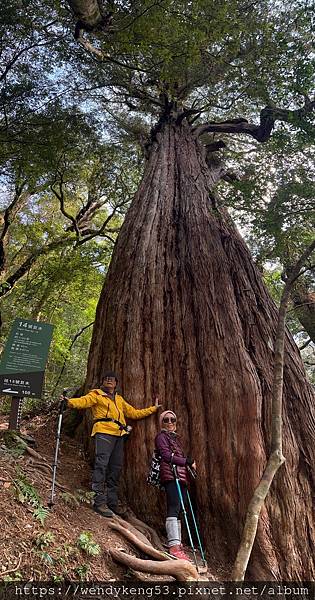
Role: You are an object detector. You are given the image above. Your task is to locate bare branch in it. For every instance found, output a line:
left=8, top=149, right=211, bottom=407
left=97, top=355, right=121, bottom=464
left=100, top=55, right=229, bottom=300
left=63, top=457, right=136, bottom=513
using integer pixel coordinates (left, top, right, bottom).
left=75, top=199, right=127, bottom=246
left=51, top=172, right=81, bottom=239
left=297, top=264, right=315, bottom=277
left=75, top=35, right=151, bottom=73
left=0, top=237, right=75, bottom=299
left=0, top=38, right=62, bottom=82
left=77, top=35, right=104, bottom=59
left=66, top=200, right=104, bottom=233
left=193, top=100, right=315, bottom=142
left=115, top=0, right=167, bottom=33
left=299, top=338, right=312, bottom=351
left=0, top=183, right=29, bottom=275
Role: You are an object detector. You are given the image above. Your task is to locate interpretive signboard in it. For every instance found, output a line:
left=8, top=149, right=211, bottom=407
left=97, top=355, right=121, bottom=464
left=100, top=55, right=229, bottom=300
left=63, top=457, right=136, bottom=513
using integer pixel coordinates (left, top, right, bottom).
left=0, top=318, right=54, bottom=397
left=0, top=318, right=54, bottom=429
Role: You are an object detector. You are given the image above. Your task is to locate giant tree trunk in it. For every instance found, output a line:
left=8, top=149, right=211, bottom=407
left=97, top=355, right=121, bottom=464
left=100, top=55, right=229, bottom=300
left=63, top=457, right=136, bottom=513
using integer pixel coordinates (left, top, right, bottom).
left=84, top=116, right=315, bottom=580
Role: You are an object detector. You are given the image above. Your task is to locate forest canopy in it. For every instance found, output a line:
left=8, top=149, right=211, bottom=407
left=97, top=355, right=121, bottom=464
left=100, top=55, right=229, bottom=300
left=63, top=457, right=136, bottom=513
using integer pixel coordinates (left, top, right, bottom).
left=0, top=0, right=313, bottom=396
left=0, top=0, right=314, bottom=393
left=0, top=0, right=314, bottom=582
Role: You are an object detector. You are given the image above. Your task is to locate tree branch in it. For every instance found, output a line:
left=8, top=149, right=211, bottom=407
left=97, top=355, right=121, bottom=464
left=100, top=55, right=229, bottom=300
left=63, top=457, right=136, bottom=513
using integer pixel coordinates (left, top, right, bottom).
left=75, top=199, right=126, bottom=246
left=76, top=35, right=151, bottom=73
left=299, top=338, right=312, bottom=351
left=65, top=200, right=104, bottom=234
left=0, top=38, right=61, bottom=82
left=0, top=183, right=29, bottom=276
left=51, top=172, right=81, bottom=239
left=193, top=99, right=315, bottom=142
left=0, top=237, right=75, bottom=299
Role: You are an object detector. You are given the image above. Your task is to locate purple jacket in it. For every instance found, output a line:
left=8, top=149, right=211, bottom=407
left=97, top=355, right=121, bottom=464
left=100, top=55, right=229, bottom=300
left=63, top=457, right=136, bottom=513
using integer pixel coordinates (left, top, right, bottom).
left=155, top=431, right=188, bottom=484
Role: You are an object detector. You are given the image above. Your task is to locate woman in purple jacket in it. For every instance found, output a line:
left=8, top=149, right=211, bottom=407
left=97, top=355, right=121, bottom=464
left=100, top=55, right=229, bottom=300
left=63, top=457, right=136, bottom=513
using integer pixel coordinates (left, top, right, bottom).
left=155, top=410, right=196, bottom=560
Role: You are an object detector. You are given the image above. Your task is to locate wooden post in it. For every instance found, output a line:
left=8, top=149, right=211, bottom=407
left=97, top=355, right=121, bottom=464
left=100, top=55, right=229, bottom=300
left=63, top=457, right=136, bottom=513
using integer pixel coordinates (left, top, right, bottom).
left=8, top=396, right=23, bottom=430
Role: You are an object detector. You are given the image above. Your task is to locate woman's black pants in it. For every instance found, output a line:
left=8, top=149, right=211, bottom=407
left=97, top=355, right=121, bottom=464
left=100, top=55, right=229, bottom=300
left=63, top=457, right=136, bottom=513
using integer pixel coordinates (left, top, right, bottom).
left=164, top=480, right=187, bottom=517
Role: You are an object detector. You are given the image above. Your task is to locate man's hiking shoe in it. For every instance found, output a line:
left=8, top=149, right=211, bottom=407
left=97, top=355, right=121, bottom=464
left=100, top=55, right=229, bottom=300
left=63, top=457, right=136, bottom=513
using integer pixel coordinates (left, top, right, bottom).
left=108, top=504, right=127, bottom=517
left=169, top=545, right=190, bottom=561
left=93, top=504, right=114, bottom=518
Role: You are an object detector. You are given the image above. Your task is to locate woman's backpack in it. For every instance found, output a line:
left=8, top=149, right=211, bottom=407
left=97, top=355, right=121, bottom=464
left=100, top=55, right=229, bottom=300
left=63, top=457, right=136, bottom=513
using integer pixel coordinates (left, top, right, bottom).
left=147, top=450, right=162, bottom=488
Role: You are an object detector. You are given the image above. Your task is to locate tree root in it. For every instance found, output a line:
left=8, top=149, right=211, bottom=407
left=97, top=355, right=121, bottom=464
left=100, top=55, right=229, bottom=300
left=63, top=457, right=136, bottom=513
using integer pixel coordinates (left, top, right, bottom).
left=109, top=509, right=201, bottom=580
left=111, top=517, right=154, bottom=546
left=24, top=457, right=69, bottom=490
left=109, top=522, right=168, bottom=561
left=124, top=513, right=165, bottom=550
left=110, top=549, right=199, bottom=581
left=24, top=466, right=67, bottom=491
left=26, top=459, right=52, bottom=473
left=25, top=445, right=49, bottom=462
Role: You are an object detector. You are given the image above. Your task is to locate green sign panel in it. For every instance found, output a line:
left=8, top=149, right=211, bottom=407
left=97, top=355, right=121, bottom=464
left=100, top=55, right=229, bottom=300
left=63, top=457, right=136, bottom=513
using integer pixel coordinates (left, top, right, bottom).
left=0, top=318, right=54, bottom=398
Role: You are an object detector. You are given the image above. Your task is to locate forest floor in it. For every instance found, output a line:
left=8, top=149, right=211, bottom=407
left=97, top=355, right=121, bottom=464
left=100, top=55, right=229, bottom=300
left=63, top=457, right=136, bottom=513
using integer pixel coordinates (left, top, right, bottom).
left=0, top=412, right=219, bottom=583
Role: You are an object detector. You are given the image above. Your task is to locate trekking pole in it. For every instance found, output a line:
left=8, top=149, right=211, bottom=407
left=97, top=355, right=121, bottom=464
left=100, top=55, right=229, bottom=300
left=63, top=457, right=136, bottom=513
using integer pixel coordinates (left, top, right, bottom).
left=186, top=489, right=207, bottom=567
left=48, top=389, right=68, bottom=508
left=172, top=466, right=199, bottom=571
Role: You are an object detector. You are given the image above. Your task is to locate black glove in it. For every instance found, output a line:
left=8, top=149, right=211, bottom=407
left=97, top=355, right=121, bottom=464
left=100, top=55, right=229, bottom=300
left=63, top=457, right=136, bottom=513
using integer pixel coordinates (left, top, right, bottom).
left=60, top=397, right=68, bottom=412
left=186, top=456, right=194, bottom=466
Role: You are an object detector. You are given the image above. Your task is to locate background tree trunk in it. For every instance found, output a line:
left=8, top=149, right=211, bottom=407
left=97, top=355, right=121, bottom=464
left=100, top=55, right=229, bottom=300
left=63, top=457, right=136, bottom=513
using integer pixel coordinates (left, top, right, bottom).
left=291, top=279, right=315, bottom=344
left=82, top=118, right=315, bottom=580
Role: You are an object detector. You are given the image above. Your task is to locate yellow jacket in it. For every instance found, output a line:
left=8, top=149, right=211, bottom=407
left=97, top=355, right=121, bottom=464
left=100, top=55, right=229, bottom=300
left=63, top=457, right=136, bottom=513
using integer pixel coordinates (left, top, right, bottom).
left=68, top=389, right=157, bottom=437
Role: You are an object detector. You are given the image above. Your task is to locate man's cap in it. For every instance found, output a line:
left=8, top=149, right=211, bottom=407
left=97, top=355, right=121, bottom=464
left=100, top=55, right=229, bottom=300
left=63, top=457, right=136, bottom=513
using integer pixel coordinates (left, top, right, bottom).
left=102, top=371, right=118, bottom=382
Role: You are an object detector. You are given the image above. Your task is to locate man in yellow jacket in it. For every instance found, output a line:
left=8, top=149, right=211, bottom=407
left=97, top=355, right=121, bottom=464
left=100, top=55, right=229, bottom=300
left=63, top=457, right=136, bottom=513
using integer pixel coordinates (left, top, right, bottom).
left=67, top=371, right=160, bottom=517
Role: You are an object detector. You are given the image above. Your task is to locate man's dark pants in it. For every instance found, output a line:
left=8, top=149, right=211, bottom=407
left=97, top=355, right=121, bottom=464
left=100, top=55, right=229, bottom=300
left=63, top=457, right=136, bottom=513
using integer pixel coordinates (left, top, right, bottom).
left=92, top=433, right=124, bottom=509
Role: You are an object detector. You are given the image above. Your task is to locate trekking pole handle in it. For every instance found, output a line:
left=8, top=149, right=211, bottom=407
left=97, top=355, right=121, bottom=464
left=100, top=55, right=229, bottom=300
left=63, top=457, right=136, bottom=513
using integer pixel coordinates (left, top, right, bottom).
left=187, top=465, right=197, bottom=479
left=59, top=389, right=69, bottom=413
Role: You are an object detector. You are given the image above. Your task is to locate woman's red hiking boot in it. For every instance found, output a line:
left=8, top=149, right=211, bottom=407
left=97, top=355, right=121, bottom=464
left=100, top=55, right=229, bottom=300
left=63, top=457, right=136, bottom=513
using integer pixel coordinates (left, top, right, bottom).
left=169, top=545, right=190, bottom=561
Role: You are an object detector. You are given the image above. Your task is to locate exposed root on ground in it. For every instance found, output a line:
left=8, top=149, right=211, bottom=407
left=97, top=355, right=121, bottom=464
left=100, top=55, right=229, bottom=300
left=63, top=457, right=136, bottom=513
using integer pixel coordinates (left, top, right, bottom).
left=124, top=513, right=165, bottom=551
left=109, top=521, right=168, bottom=561
left=24, top=445, right=49, bottom=462
left=110, top=549, right=199, bottom=581
left=111, top=517, right=154, bottom=546
left=24, top=461, right=68, bottom=491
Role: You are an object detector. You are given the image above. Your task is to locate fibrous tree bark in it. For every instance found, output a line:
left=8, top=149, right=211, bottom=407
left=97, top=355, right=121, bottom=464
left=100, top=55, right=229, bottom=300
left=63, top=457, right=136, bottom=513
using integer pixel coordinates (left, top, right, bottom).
left=231, top=241, right=315, bottom=580
left=83, top=110, right=315, bottom=580
left=291, top=279, right=315, bottom=345
left=67, top=0, right=113, bottom=42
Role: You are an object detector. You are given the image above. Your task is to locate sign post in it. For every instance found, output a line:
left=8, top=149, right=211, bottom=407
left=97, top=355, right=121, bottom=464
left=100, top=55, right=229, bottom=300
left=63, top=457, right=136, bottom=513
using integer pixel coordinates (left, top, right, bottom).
left=0, top=318, right=54, bottom=430
left=8, top=396, right=24, bottom=430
